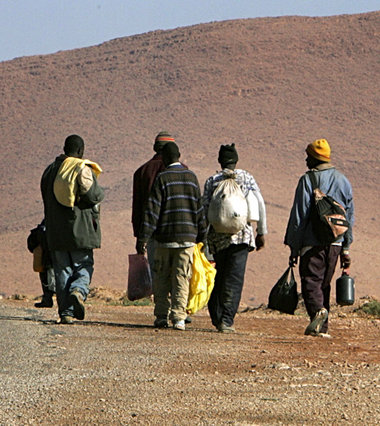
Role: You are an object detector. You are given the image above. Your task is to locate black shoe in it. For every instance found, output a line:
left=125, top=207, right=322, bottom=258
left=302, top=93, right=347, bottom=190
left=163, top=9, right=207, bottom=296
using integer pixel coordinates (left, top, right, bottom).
left=69, top=290, right=85, bottom=320
left=154, top=318, right=168, bottom=328
left=34, top=297, right=53, bottom=308
left=185, top=316, right=192, bottom=324
left=217, top=323, right=236, bottom=333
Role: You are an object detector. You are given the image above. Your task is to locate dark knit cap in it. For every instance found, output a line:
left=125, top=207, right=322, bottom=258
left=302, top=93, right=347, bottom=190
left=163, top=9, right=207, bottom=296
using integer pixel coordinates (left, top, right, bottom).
left=154, top=131, right=175, bottom=153
left=218, top=143, right=238, bottom=165
left=162, top=141, right=180, bottom=160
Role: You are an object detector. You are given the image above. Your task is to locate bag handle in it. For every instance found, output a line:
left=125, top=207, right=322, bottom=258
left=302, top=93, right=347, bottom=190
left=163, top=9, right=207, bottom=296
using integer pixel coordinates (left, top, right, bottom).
left=307, top=170, right=337, bottom=200
left=280, top=266, right=292, bottom=284
left=289, top=266, right=296, bottom=283
left=307, top=171, right=318, bottom=190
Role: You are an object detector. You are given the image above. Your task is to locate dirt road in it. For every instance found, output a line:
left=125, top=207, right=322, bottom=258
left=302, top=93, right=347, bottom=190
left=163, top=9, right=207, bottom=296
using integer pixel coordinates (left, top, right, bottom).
left=0, top=297, right=379, bottom=425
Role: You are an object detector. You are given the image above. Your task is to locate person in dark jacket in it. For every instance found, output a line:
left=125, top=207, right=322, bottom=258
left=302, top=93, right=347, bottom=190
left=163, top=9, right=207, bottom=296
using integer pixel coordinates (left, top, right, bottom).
left=136, top=142, right=207, bottom=330
left=284, top=138, right=354, bottom=338
left=41, top=134, right=104, bottom=324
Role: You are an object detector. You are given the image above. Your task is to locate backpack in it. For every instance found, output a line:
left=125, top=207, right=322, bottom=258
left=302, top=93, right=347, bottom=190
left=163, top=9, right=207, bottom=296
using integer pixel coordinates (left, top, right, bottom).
left=308, top=171, right=349, bottom=245
left=26, top=221, right=53, bottom=270
left=207, top=170, right=248, bottom=234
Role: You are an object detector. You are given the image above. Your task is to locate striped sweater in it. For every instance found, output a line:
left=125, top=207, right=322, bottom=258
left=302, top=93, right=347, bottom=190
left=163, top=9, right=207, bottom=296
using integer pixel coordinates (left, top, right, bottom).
left=139, top=164, right=207, bottom=244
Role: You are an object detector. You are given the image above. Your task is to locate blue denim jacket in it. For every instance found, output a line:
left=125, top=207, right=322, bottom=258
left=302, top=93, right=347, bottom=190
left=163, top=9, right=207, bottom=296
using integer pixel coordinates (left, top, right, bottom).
left=284, top=165, right=354, bottom=254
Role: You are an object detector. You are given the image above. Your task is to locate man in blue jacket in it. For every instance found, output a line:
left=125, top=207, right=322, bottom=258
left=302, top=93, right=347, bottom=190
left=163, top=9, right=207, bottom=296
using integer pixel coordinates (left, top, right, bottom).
left=284, top=139, right=354, bottom=337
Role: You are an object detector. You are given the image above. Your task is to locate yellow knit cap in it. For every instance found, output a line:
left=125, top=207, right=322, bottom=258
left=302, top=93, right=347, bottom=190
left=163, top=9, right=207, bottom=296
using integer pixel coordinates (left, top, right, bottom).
left=306, top=139, right=331, bottom=162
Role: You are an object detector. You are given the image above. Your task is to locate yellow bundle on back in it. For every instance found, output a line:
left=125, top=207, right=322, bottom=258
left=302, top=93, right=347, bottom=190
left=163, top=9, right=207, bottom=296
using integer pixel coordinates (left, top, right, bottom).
left=53, top=157, right=102, bottom=207
left=186, top=243, right=216, bottom=315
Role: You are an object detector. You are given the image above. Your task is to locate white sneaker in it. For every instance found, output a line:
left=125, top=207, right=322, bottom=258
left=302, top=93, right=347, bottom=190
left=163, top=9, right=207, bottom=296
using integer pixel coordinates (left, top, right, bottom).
left=318, top=332, right=332, bottom=339
left=173, top=320, right=185, bottom=331
left=306, top=330, right=332, bottom=339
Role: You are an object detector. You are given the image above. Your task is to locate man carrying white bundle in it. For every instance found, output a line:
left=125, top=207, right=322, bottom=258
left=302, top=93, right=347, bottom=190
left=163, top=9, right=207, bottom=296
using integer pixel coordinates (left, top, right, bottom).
left=203, top=143, right=267, bottom=333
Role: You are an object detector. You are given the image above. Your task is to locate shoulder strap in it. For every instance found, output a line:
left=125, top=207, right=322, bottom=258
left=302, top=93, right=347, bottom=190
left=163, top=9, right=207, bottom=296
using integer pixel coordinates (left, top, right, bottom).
left=307, top=171, right=318, bottom=190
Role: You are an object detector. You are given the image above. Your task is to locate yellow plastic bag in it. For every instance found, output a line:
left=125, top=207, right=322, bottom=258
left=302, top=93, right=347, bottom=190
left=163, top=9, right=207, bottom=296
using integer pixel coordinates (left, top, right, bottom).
left=187, top=243, right=216, bottom=315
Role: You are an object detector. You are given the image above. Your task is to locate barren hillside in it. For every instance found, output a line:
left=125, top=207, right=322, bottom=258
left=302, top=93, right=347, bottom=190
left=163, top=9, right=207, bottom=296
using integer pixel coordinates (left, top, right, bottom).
left=0, top=12, right=379, bottom=303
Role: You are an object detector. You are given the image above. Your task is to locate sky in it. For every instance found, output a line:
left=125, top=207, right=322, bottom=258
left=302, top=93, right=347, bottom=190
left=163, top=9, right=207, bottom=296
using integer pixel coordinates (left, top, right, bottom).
left=0, top=0, right=379, bottom=62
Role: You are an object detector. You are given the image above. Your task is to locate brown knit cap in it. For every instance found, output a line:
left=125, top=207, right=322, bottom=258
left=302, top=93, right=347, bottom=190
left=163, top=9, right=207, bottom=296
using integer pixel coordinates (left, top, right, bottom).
left=154, top=131, right=175, bottom=152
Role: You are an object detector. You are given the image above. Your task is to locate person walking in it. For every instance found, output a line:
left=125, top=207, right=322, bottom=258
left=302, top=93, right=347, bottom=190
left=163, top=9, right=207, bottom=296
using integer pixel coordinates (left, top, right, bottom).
left=41, top=134, right=104, bottom=324
left=203, top=143, right=267, bottom=333
left=136, top=142, right=207, bottom=330
left=132, top=131, right=176, bottom=274
left=27, top=219, right=56, bottom=308
left=284, top=138, right=354, bottom=338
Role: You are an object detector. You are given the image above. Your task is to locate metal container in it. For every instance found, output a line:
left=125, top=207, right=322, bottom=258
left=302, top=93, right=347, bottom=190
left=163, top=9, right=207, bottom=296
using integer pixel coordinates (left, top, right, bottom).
left=336, top=272, right=355, bottom=305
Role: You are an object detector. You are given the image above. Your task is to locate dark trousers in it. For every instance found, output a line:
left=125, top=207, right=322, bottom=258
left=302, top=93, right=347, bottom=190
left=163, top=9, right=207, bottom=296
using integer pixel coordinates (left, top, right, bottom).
left=208, top=244, right=249, bottom=327
left=39, top=268, right=56, bottom=296
left=299, top=245, right=340, bottom=333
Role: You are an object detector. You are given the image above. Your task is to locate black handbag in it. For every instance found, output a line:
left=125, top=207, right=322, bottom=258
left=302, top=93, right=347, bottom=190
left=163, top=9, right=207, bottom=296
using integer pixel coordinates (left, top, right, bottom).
left=268, top=267, right=298, bottom=314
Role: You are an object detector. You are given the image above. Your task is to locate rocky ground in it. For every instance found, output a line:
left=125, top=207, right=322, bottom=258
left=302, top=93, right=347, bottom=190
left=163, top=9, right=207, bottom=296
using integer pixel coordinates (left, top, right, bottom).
left=0, top=292, right=379, bottom=425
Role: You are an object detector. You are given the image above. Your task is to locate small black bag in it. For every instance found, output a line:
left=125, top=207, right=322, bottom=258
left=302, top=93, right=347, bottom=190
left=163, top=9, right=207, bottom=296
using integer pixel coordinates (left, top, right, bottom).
left=268, top=267, right=298, bottom=314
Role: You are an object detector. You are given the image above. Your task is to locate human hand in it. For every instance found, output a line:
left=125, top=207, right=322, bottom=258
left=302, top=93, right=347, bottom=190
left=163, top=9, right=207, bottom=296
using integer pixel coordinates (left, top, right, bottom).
left=340, top=253, right=351, bottom=270
left=136, top=240, right=147, bottom=255
left=289, top=256, right=298, bottom=268
left=255, top=234, right=265, bottom=251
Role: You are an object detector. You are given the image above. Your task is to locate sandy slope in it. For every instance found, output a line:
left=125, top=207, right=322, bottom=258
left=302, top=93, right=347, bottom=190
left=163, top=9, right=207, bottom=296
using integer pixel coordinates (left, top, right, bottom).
left=0, top=12, right=379, bottom=303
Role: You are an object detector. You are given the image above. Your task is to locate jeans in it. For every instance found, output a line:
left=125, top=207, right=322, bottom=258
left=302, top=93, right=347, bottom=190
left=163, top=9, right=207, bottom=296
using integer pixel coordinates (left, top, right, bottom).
left=208, top=244, right=249, bottom=327
left=51, top=249, right=94, bottom=318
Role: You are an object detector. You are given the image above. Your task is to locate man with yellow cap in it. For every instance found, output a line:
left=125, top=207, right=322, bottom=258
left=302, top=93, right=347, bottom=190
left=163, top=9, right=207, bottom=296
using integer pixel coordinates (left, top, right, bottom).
left=284, top=139, right=354, bottom=338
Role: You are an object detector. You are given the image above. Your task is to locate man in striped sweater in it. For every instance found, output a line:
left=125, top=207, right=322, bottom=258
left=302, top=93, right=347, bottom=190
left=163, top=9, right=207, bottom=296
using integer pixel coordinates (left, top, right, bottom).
left=136, top=142, right=207, bottom=330
left=132, top=131, right=176, bottom=275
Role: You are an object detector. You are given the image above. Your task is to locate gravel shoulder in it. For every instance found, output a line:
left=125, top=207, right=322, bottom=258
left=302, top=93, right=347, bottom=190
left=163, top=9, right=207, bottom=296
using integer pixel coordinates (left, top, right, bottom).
left=0, top=297, right=379, bottom=425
